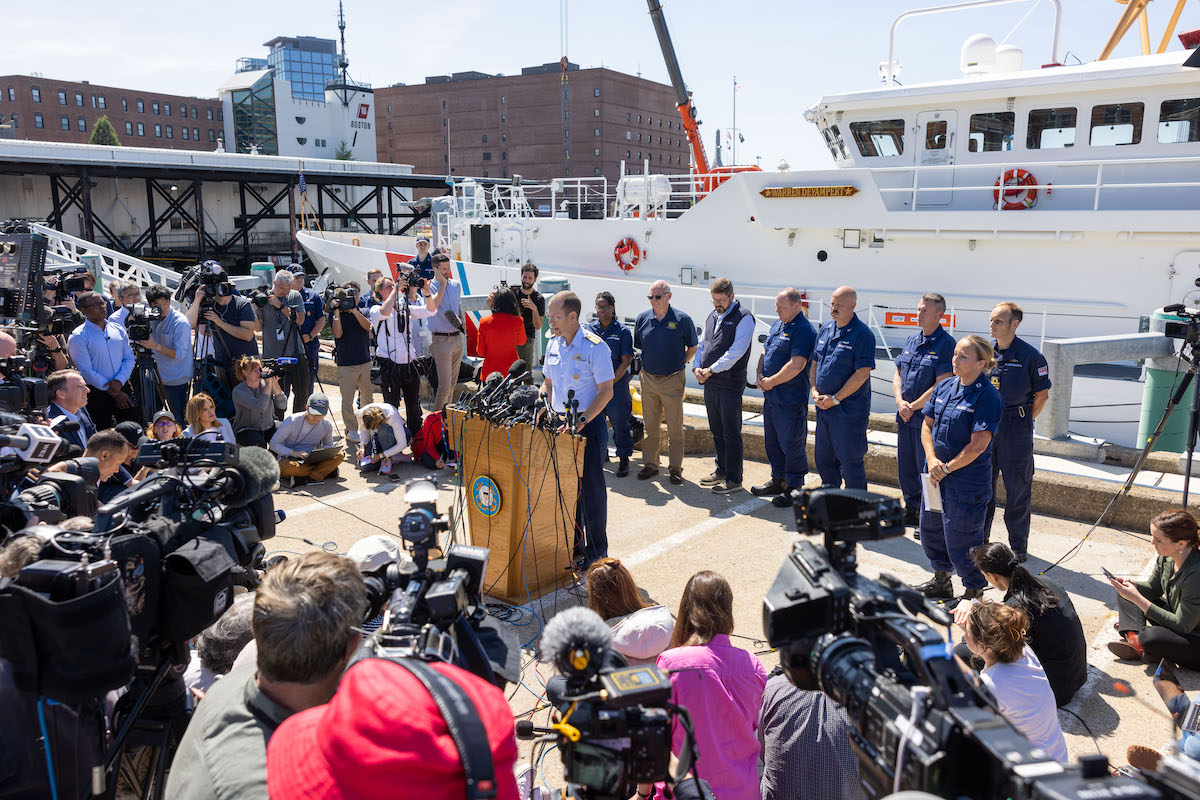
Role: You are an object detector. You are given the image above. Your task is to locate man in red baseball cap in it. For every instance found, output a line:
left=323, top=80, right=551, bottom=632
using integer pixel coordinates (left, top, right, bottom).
left=266, top=657, right=520, bottom=799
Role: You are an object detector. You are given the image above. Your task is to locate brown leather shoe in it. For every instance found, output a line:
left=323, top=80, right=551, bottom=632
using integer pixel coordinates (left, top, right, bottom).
left=669, top=468, right=683, bottom=485
left=637, top=465, right=659, bottom=480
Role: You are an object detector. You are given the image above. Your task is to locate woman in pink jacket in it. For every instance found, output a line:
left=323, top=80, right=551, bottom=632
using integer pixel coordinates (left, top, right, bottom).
left=656, top=571, right=768, bottom=800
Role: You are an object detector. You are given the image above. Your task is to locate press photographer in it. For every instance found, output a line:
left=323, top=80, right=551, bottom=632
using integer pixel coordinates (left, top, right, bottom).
left=182, top=263, right=258, bottom=395
left=131, top=284, right=193, bottom=424
left=288, top=265, right=325, bottom=387
left=231, top=356, right=286, bottom=448
left=329, top=280, right=374, bottom=442
left=370, top=271, right=447, bottom=437
left=259, top=270, right=308, bottom=415
left=65, top=290, right=138, bottom=430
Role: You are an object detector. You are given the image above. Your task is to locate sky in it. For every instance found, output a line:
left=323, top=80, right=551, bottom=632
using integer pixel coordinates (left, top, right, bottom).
left=4, top=0, right=1195, bottom=171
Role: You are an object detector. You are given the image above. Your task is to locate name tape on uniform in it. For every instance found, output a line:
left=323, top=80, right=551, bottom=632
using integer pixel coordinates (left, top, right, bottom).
left=884, top=311, right=956, bottom=328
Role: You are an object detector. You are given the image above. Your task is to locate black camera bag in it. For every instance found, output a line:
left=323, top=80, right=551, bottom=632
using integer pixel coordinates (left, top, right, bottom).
left=158, top=534, right=236, bottom=642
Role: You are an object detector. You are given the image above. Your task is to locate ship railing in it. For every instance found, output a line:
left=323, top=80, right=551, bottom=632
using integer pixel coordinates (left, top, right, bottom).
left=869, top=153, right=1200, bottom=213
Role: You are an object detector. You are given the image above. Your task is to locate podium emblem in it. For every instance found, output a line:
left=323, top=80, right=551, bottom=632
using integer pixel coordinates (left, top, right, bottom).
left=471, top=475, right=502, bottom=517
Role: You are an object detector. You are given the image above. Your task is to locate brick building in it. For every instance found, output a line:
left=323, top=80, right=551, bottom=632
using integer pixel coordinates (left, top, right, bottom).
left=376, top=63, right=690, bottom=185
left=0, top=75, right=223, bottom=150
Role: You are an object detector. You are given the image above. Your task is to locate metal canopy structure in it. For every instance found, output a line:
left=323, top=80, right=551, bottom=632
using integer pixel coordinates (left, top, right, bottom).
left=0, top=140, right=511, bottom=269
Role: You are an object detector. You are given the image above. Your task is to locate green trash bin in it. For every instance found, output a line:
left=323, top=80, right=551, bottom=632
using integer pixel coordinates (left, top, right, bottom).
left=1138, top=308, right=1189, bottom=452
left=536, top=277, right=570, bottom=365
left=250, top=261, right=276, bottom=288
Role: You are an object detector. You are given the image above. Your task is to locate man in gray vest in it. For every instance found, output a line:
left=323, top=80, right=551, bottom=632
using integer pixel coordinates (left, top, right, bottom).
left=693, top=277, right=755, bottom=494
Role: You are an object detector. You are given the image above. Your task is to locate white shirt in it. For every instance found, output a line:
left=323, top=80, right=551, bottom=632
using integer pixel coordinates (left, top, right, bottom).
left=981, top=646, right=1070, bottom=764
left=370, top=296, right=436, bottom=363
left=543, top=326, right=615, bottom=413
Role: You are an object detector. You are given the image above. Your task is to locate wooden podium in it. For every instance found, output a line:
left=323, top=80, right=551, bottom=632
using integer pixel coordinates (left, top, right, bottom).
left=446, top=408, right=585, bottom=604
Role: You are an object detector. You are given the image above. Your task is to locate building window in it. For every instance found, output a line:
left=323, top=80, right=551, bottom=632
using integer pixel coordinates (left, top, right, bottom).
left=442, top=99, right=446, bottom=109
left=164, top=103, right=171, bottom=117
left=153, top=101, right=160, bottom=115
left=98, top=95, right=106, bottom=109
left=122, top=97, right=128, bottom=111
left=31, top=87, right=40, bottom=103
left=637, top=151, right=642, bottom=159
left=217, top=109, right=222, bottom=121
left=626, top=150, right=630, bottom=158
left=849, top=118, right=905, bottom=157
left=502, top=152, right=507, bottom=160
left=626, top=112, right=631, bottom=121
left=501, top=96, right=505, bottom=104
left=8, top=114, right=13, bottom=128
left=658, top=136, right=662, bottom=144
left=207, top=107, right=214, bottom=120
left=638, top=115, right=642, bottom=123
left=209, top=129, right=216, bottom=142
left=594, top=148, right=600, bottom=156
left=74, top=92, right=83, bottom=107
left=594, top=108, right=600, bottom=117
left=191, top=104, right=198, bottom=119
left=57, top=90, right=66, bottom=105
left=6, top=88, right=13, bottom=102
left=638, top=133, right=642, bottom=142
left=166, top=125, right=173, bottom=139
left=659, top=119, right=663, bottom=127
left=34, top=114, right=44, bottom=129
left=594, top=128, right=600, bottom=136
left=1026, top=108, right=1075, bottom=149
left=137, top=122, right=144, bottom=136
left=626, top=131, right=631, bottom=140
left=154, top=123, right=162, bottom=138
left=1090, top=102, right=1144, bottom=146
left=501, top=114, right=506, bottom=123
left=443, top=135, right=447, bottom=144
left=594, top=167, right=601, bottom=176
left=77, top=118, right=86, bottom=132
left=183, top=127, right=190, bottom=140
left=387, top=104, right=391, bottom=113
left=668, top=120, right=672, bottom=129
left=594, top=88, right=600, bottom=97
left=648, top=116, right=652, bottom=125
left=483, top=152, right=492, bottom=160
left=482, top=134, right=487, bottom=142
left=125, top=121, right=133, bottom=135
left=443, top=119, right=447, bottom=127
left=59, top=115, right=68, bottom=130
left=296, top=137, right=306, bottom=145
left=137, top=99, right=144, bottom=113
left=193, top=127, right=199, bottom=140
left=501, top=132, right=507, bottom=141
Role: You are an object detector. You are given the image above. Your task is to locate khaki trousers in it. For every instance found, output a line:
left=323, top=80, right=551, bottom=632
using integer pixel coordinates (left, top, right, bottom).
left=430, top=332, right=464, bottom=411
left=640, top=370, right=686, bottom=472
left=336, top=362, right=374, bottom=435
left=278, top=451, right=345, bottom=481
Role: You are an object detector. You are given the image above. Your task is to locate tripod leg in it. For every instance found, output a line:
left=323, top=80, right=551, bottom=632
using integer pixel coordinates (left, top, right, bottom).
left=1186, top=367, right=1200, bottom=507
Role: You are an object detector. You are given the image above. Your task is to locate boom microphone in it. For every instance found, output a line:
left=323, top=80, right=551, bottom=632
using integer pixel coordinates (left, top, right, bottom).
left=542, top=606, right=612, bottom=682
left=1164, top=303, right=1188, bottom=314
left=206, top=446, right=281, bottom=507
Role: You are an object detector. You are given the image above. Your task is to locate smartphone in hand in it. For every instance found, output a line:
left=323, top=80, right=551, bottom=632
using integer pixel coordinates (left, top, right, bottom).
left=1101, top=566, right=1116, bottom=580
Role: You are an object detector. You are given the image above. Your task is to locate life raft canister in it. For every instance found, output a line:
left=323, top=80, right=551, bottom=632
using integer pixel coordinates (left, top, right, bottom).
left=993, top=168, right=1038, bottom=210
left=614, top=237, right=640, bottom=271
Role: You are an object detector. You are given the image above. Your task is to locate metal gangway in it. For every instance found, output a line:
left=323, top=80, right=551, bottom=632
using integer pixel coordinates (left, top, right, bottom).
left=32, top=223, right=184, bottom=291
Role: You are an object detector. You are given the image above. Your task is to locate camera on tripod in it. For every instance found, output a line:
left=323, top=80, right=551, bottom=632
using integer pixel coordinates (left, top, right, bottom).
left=37, top=303, right=80, bottom=338
left=124, top=301, right=163, bottom=344
left=1163, top=302, right=1200, bottom=344
left=175, top=261, right=234, bottom=311
left=324, top=282, right=359, bottom=311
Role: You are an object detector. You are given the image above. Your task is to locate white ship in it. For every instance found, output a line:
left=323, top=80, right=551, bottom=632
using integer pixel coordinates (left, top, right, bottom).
left=298, top=0, right=1200, bottom=446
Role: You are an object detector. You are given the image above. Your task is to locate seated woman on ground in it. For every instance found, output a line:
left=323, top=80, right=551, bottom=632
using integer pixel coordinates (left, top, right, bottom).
left=951, top=542, right=1087, bottom=706
left=356, top=402, right=408, bottom=472
left=586, top=557, right=674, bottom=666
left=183, top=392, right=237, bottom=444
left=231, top=355, right=286, bottom=448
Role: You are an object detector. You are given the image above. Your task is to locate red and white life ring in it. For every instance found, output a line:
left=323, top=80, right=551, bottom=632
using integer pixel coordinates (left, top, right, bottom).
left=614, top=237, right=640, bottom=271
left=993, top=168, right=1039, bottom=210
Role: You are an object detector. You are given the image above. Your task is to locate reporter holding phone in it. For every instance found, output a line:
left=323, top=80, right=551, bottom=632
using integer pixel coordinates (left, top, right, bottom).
left=1107, top=508, right=1200, bottom=669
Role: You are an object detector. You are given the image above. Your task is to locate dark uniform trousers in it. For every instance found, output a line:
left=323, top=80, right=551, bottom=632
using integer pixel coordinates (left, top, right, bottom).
left=919, top=486, right=990, bottom=591
left=896, top=419, right=928, bottom=510
left=763, top=398, right=808, bottom=488
left=598, top=375, right=634, bottom=459
left=814, top=406, right=868, bottom=490
left=985, top=410, right=1035, bottom=553
left=576, top=417, right=609, bottom=564
left=704, top=384, right=744, bottom=484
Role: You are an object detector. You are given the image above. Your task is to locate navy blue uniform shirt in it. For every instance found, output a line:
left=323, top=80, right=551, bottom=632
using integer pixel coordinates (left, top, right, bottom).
left=763, top=315, right=817, bottom=406
left=298, top=286, right=324, bottom=337
left=634, top=306, right=698, bottom=376
left=895, top=326, right=955, bottom=425
left=813, top=315, right=876, bottom=415
left=588, top=318, right=634, bottom=381
left=924, top=374, right=1003, bottom=491
left=407, top=254, right=435, bottom=281
left=991, top=336, right=1051, bottom=411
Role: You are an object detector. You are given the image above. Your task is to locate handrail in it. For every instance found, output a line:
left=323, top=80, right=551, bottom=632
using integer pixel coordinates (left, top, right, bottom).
left=32, top=223, right=182, bottom=290
left=886, top=0, right=1062, bottom=86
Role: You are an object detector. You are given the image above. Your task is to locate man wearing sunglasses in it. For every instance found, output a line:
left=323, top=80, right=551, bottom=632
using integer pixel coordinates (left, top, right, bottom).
left=633, top=281, right=697, bottom=485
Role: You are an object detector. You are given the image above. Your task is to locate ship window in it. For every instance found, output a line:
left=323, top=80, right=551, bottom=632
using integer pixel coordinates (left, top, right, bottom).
left=830, top=124, right=849, bottom=159
left=1090, top=102, right=1143, bottom=146
left=925, top=120, right=948, bottom=150
left=849, top=119, right=904, bottom=157
left=968, top=112, right=1014, bottom=152
left=1027, top=107, right=1076, bottom=149
left=1158, top=98, right=1200, bottom=143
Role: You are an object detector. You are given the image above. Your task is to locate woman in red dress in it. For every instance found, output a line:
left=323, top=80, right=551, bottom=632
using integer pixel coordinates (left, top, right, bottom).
left=476, top=289, right=528, bottom=380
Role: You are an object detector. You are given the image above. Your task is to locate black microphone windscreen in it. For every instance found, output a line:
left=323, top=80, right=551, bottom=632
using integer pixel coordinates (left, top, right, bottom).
left=507, top=359, right=528, bottom=378
left=486, top=372, right=504, bottom=385
left=230, top=446, right=280, bottom=504
left=515, top=720, right=535, bottom=739
left=509, top=386, right=539, bottom=409
left=52, top=420, right=81, bottom=434
left=541, top=607, right=612, bottom=680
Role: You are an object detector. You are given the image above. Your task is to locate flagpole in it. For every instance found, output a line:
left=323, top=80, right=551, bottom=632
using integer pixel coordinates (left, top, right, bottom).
left=732, top=76, right=737, bottom=166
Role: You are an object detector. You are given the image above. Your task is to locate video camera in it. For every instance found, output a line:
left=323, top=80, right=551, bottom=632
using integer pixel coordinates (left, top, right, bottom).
left=395, top=264, right=427, bottom=292
left=355, top=478, right=518, bottom=690
left=124, top=301, right=164, bottom=344
left=259, top=356, right=297, bottom=379
left=325, top=282, right=359, bottom=312
left=175, top=261, right=234, bottom=311
left=1163, top=301, right=1200, bottom=345
left=763, top=487, right=1200, bottom=800
left=36, top=302, right=80, bottom=338
left=516, top=606, right=707, bottom=800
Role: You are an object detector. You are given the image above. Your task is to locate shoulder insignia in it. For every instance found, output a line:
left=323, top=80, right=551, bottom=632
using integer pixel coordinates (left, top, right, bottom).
left=583, top=329, right=603, bottom=345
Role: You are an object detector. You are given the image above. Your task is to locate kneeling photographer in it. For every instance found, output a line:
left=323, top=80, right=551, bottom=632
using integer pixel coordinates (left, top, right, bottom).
left=131, top=284, right=193, bottom=425
left=231, top=356, right=286, bottom=448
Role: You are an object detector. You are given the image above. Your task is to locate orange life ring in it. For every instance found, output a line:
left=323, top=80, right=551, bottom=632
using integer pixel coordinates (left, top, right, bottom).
left=993, top=168, right=1038, bottom=210
left=614, top=237, right=640, bottom=271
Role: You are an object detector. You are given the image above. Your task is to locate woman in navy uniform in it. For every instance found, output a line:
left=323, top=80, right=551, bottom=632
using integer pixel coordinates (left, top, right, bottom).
left=892, top=293, right=956, bottom=532
left=588, top=291, right=635, bottom=477
left=916, top=335, right=1004, bottom=601
left=986, top=302, right=1051, bottom=562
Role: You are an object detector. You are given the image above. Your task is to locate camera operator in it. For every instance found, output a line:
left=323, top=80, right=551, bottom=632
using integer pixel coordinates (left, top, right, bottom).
left=331, top=281, right=374, bottom=442
left=110, top=282, right=143, bottom=327
left=370, top=273, right=447, bottom=437
left=265, top=654, right=520, bottom=798
left=133, top=284, right=194, bottom=423
left=232, top=356, right=286, bottom=448
left=66, top=291, right=137, bottom=429
left=289, top=265, right=326, bottom=386
left=184, top=274, right=258, bottom=393
left=46, top=368, right=96, bottom=452
left=260, top=270, right=308, bottom=415
left=164, top=552, right=368, bottom=800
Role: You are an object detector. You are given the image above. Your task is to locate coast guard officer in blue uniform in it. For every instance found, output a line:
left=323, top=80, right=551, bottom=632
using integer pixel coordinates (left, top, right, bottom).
left=892, top=292, right=955, bottom=532
left=753, top=288, right=817, bottom=507
left=916, top=335, right=1004, bottom=601
left=407, top=236, right=435, bottom=282
left=809, top=286, right=875, bottom=489
left=542, top=291, right=615, bottom=568
left=588, top=291, right=634, bottom=478
left=985, top=301, right=1051, bottom=562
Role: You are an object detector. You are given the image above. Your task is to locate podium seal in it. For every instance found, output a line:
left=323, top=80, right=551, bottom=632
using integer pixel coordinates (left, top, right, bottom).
left=471, top=475, right=501, bottom=517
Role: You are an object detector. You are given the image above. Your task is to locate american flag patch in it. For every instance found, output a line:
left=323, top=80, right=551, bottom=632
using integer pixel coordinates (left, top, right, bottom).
left=1038, top=366, right=1048, bottom=376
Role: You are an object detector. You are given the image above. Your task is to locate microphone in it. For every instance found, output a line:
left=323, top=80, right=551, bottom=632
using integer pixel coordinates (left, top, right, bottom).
left=481, top=359, right=530, bottom=408
left=0, top=422, right=68, bottom=464
left=210, top=446, right=282, bottom=506
left=541, top=606, right=612, bottom=683
left=1164, top=303, right=1188, bottom=314
left=466, top=372, right=505, bottom=413
left=443, top=309, right=467, bottom=334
